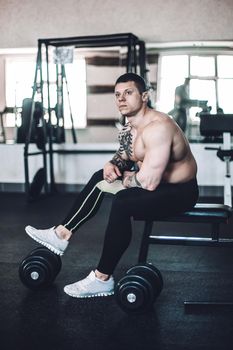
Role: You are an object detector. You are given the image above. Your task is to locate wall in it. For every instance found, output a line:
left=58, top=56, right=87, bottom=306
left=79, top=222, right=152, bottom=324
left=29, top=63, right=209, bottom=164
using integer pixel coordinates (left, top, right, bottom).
left=0, top=143, right=230, bottom=192
left=0, top=0, right=232, bottom=48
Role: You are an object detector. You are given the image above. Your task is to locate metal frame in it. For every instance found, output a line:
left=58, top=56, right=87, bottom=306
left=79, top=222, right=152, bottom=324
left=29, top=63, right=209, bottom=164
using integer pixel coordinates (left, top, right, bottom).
left=0, top=108, right=7, bottom=143
left=136, top=203, right=233, bottom=309
left=200, top=113, right=233, bottom=207
left=137, top=203, right=232, bottom=263
left=24, top=33, right=146, bottom=199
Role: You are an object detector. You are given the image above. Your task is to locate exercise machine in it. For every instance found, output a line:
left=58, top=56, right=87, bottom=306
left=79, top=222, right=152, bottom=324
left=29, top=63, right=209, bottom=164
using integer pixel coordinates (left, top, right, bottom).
left=169, top=98, right=208, bottom=133
left=24, top=33, right=147, bottom=201
left=200, top=113, right=233, bottom=207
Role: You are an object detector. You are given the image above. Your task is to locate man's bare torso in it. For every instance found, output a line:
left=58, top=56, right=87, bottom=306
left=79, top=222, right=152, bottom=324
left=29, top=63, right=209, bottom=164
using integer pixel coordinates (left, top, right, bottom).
left=120, top=110, right=197, bottom=184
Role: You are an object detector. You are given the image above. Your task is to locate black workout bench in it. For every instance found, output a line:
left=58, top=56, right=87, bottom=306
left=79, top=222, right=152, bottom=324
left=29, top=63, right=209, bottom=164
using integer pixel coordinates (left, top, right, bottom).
left=135, top=203, right=233, bottom=308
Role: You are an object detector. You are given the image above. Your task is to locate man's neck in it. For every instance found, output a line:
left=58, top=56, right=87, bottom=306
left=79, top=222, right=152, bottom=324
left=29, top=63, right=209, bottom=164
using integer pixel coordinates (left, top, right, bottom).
left=127, top=106, right=150, bottom=129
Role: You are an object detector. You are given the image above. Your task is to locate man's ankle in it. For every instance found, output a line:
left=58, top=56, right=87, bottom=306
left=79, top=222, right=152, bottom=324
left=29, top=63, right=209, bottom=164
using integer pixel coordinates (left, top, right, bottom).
left=55, top=225, right=72, bottom=241
left=95, top=269, right=110, bottom=281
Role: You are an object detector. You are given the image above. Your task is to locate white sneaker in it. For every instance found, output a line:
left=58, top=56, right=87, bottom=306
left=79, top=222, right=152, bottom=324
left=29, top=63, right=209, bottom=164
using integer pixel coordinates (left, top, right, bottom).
left=25, top=225, right=69, bottom=256
left=64, top=271, right=114, bottom=298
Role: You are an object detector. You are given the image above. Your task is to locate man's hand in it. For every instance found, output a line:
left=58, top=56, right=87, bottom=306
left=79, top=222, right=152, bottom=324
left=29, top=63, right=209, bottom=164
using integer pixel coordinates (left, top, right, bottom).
left=103, top=162, right=122, bottom=183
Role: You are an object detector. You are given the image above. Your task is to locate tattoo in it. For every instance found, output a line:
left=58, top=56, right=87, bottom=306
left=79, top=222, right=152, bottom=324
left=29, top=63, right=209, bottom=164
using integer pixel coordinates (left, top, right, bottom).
left=110, top=123, right=135, bottom=171
left=127, top=173, right=142, bottom=188
left=118, top=123, right=133, bottom=159
left=134, top=174, right=142, bottom=187
left=110, top=153, right=134, bottom=171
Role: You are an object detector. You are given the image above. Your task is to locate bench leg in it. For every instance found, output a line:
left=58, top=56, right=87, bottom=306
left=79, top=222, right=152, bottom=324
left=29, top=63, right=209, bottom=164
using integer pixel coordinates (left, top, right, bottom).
left=138, top=221, right=153, bottom=263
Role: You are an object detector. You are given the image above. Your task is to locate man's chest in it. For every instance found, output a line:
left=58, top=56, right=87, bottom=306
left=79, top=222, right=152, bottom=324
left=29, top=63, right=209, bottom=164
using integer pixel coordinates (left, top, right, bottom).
left=119, top=128, right=145, bottom=161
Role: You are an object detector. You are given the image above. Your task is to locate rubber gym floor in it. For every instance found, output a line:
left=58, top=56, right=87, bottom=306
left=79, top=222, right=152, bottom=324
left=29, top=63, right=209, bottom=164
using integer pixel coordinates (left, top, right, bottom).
left=1, top=191, right=233, bottom=350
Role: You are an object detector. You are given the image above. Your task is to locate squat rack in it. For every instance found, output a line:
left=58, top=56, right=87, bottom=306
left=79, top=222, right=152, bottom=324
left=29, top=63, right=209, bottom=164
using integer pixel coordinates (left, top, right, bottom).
left=24, top=33, right=147, bottom=200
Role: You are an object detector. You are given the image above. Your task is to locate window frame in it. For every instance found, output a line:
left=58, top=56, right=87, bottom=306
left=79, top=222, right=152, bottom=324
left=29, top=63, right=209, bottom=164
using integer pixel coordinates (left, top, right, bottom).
left=154, top=44, right=233, bottom=127
left=0, top=48, right=87, bottom=129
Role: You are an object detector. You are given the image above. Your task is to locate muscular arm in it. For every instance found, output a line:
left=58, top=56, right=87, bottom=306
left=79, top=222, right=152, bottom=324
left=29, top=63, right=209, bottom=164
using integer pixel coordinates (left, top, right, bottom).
left=124, top=122, right=172, bottom=191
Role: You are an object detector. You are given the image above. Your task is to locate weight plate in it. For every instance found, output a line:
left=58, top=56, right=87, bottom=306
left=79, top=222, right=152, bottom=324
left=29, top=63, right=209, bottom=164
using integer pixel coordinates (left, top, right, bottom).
left=115, top=275, right=151, bottom=313
left=19, top=247, right=62, bottom=290
left=19, top=259, right=49, bottom=289
left=29, top=247, right=62, bottom=276
left=127, top=263, right=163, bottom=298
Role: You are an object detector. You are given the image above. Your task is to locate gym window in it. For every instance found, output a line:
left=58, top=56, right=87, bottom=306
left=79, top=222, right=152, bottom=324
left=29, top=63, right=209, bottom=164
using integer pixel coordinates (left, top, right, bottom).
left=4, top=51, right=87, bottom=129
left=157, top=52, right=233, bottom=138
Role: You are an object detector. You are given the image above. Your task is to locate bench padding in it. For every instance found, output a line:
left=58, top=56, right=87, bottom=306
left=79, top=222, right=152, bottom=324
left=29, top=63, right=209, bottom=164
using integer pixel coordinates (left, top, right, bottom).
left=134, top=203, right=232, bottom=224
left=163, top=203, right=232, bottom=223
left=136, top=203, right=233, bottom=262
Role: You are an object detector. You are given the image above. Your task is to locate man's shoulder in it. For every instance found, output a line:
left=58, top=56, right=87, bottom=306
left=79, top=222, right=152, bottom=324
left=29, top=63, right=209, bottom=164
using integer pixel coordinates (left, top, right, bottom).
left=146, top=110, right=173, bottom=128
left=143, top=114, right=175, bottom=138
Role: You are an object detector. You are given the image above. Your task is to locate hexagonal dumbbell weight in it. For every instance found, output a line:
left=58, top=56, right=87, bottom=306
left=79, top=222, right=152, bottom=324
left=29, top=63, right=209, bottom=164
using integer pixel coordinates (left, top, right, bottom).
left=19, top=247, right=62, bottom=290
left=115, top=263, right=163, bottom=313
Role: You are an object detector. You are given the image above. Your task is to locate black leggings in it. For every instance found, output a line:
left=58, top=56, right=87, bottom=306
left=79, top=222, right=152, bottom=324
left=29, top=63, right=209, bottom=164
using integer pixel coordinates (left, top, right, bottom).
left=60, top=169, right=199, bottom=275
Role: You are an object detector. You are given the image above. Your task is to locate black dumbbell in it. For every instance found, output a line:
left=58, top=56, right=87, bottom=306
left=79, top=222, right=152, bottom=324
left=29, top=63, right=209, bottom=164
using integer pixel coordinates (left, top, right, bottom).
left=19, top=247, right=62, bottom=290
left=115, top=263, right=163, bottom=314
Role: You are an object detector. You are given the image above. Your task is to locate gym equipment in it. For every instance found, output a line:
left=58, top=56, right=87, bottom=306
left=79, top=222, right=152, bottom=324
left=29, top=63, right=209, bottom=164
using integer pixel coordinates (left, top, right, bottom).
left=28, top=167, right=46, bottom=201
left=115, top=263, right=163, bottom=314
left=54, top=64, right=76, bottom=144
left=34, top=126, right=47, bottom=150
left=24, top=33, right=146, bottom=200
left=0, top=107, right=9, bottom=143
left=19, top=247, right=62, bottom=290
left=169, top=99, right=208, bottom=132
left=169, top=108, right=187, bottom=132
left=17, top=99, right=45, bottom=145
left=200, top=113, right=233, bottom=207
left=134, top=203, right=233, bottom=311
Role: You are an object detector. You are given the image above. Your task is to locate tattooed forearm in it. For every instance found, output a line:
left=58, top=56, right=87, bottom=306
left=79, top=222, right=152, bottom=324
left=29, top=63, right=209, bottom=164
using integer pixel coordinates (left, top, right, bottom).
left=110, top=152, right=134, bottom=171
left=125, top=173, right=142, bottom=188
left=110, top=123, right=135, bottom=171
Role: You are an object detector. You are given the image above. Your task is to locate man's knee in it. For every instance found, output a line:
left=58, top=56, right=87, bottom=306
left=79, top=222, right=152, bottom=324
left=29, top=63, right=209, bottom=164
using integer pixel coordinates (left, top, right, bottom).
left=111, top=194, right=129, bottom=216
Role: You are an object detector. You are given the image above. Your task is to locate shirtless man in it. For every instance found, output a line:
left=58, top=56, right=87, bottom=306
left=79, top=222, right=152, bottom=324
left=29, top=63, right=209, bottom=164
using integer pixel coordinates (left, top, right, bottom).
left=25, top=73, right=198, bottom=298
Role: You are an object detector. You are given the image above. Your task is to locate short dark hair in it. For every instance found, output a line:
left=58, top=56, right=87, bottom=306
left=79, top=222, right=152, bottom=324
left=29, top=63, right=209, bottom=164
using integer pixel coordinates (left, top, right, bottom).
left=115, top=73, right=147, bottom=94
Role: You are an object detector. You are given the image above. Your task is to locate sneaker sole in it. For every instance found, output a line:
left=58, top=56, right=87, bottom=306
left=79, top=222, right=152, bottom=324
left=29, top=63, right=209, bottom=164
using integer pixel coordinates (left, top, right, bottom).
left=64, top=290, right=114, bottom=298
left=26, top=230, right=64, bottom=256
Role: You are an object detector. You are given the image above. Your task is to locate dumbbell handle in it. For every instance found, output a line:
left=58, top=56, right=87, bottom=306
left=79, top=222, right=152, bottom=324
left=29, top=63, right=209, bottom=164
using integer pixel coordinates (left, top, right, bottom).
left=127, top=293, right=137, bottom=303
